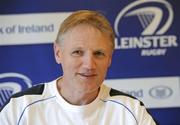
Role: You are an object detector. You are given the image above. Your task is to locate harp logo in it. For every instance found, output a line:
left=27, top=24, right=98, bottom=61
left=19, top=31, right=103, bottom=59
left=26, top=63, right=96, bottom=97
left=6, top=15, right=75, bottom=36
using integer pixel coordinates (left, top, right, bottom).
left=114, top=0, right=178, bottom=56
left=0, top=73, right=32, bottom=109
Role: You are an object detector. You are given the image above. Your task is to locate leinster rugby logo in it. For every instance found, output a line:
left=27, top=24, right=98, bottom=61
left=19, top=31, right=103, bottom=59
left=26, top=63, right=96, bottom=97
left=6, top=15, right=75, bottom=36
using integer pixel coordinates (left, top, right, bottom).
left=0, top=72, right=32, bottom=109
left=114, top=0, right=178, bottom=56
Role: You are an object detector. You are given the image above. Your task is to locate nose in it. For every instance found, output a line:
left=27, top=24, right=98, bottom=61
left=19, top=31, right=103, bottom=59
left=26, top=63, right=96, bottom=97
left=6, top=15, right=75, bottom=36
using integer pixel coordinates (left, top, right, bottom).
left=82, top=53, right=96, bottom=70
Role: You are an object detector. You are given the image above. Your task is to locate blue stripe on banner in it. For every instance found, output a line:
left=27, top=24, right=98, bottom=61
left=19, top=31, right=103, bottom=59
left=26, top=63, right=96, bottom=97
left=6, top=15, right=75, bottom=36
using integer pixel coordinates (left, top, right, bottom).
left=106, top=48, right=180, bottom=79
left=149, top=107, right=180, bottom=125
left=0, top=0, right=122, bottom=14
left=0, top=44, right=61, bottom=84
left=0, top=0, right=180, bottom=124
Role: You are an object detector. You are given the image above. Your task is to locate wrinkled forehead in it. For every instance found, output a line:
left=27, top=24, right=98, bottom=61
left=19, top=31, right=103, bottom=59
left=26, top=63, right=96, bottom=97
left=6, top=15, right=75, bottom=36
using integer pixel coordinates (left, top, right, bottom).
left=63, top=25, right=110, bottom=41
left=64, top=24, right=106, bottom=35
left=62, top=24, right=112, bottom=43
left=59, top=25, right=113, bottom=52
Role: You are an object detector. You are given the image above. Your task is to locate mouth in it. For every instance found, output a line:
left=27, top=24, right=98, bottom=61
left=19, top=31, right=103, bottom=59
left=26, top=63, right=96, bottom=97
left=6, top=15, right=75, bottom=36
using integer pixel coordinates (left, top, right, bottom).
left=77, top=73, right=97, bottom=78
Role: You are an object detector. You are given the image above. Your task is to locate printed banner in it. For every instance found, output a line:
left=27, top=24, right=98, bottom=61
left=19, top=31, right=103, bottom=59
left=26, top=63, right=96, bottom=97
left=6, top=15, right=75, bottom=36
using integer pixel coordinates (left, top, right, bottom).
left=0, top=0, right=180, bottom=124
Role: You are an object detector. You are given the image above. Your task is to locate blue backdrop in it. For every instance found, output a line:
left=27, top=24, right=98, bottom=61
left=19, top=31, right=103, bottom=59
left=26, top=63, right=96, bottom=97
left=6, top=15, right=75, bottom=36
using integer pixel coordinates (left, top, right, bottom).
left=0, top=0, right=180, bottom=124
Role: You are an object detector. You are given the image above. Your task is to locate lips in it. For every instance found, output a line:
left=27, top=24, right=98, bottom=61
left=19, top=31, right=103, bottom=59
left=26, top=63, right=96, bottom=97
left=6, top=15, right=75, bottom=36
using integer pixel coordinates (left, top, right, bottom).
left=78, top=73, right=97, bottom=77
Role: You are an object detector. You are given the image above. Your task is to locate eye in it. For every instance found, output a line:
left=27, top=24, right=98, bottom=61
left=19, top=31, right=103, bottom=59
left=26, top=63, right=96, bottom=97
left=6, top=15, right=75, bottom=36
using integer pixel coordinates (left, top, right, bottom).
left=94, top=51, right=105, bottom=58
left=71, top=50, right=83, bottom=57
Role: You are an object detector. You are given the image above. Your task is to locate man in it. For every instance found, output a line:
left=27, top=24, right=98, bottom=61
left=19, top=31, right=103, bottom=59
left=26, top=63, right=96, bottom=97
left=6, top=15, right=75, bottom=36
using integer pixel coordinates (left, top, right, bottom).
left=0, top=10, right=157, bottom=125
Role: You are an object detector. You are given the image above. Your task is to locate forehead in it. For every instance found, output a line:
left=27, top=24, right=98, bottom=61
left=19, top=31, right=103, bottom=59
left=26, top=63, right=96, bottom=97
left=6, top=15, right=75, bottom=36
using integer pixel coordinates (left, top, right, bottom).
left=61, top=24, right=112, bottom=50
left=64, top=24, right=104, bottom=38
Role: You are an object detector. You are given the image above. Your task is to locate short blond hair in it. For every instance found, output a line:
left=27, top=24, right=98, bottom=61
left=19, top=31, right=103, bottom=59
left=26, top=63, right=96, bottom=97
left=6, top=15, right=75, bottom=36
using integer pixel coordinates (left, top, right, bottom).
left=56, top=10, right=115, bottom=49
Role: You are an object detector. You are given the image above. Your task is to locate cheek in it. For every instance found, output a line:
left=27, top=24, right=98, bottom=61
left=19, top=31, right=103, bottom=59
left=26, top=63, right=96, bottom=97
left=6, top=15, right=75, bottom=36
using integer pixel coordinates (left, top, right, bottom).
left=98, top=62, right=109, bottom=73
left=101, top=57, right=111, bottom=68
left=62, top=58, right=81, bottom=72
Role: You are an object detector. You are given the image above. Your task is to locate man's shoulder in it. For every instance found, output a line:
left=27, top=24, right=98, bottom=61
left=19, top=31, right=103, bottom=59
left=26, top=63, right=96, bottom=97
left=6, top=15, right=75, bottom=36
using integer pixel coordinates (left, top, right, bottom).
left=12, top=83, right=45, bottom=98
left=102, top=85, right=157, bottom=125
left=103, top=85, right=136, bottom=99
left=0, top=80, right=56, bottom=112
left=103, top=85, right=144, bottom=106
left=12, top=79, right=57, bottom=98
left=0, top=84, right=46, bottom=112
left=109, top=88, right=136, bottom=99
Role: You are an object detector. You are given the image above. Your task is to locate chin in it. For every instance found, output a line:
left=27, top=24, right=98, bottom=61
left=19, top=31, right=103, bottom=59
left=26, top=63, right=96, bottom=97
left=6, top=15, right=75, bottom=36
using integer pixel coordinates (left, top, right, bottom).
left=86, top=83, right=101, bottom=92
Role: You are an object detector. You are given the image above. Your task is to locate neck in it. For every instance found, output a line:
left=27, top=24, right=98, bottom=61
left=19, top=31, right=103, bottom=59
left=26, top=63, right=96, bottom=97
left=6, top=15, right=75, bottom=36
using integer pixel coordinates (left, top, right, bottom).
left=57, top=78, right=100, bottom=105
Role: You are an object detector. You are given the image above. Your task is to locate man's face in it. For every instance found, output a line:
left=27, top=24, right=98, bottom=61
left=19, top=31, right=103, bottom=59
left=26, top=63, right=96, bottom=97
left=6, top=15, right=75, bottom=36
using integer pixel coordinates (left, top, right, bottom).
left=54, top=25, right=113, bottom=94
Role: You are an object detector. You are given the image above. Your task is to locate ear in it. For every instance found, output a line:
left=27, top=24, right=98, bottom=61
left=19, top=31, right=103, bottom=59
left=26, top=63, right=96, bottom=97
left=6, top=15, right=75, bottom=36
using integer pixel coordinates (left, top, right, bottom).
left=54, top=43, right=62, bottom=64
